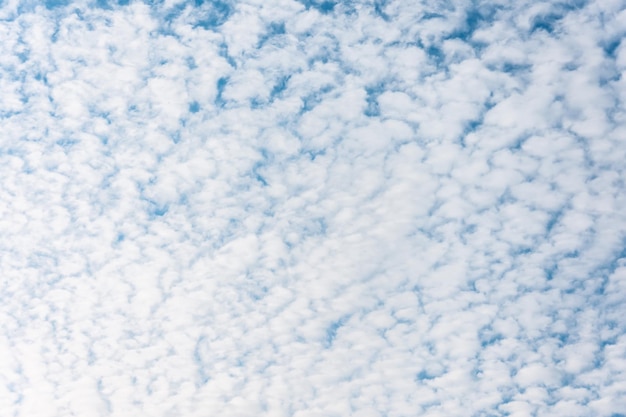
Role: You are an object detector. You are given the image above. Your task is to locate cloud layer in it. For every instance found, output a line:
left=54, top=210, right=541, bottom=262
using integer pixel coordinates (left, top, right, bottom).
left=0, top=0, right=625, bottom=416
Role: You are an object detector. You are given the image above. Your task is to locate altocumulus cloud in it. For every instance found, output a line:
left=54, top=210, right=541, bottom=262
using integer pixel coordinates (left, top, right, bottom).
left=0, top=0, right=625, bottom=416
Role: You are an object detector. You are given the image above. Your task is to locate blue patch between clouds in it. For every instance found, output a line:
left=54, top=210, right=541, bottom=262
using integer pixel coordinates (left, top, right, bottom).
left=448, top=7, right=490, bottom=40
left=145, top=200, right=169, bottom=218
left=299, top=0, right=336, bottom=14
left=416, top=370, right=435, bottom=381
left=303, top=218, right=327, bottom=236
left=593, top=241, right=626, bottom=283
left=16, top=50, right=30, bottom=64
left=325, top=315, right=349, bottom=347
left=426, top=45, right=444, bottom=67
left=253, top=171, right=268, bottom=186
left=258, top=22, right=287, bottom=47
left=270, top=75, right=290, bottom=100
left=364, top=84, right=382, bottom=117
left=603, top=39, right=621, bottom=58
left=153, top=205, right=168, bottom=217
left=56, top=138, right=79, bottom=150
left=421, top=12, right=445, bottom=20
left=462, top=120, right=482, bottom=144
left=501, top=62, right=532, bottom=74
left=555, top=332, right=569, bottom=345
left=372, top=0, right=389, bottom=20
left=530, top=14, right=561, bottom=34
left=300, top=85, right=333, bottom=113
left=545, top=265, right=557, bottom=281
left=193, top=336, right=211, bottom=385
left=529, top=0, right=587, bottom=34
left=218, top=43, right=236, bottom=67
left=215, top=77, right=228, bottom=107
left=545, top=208, right=563, bottom=234
left=44, top=0, right=69, bottom=9
left=304, top=149, right=326, bottom=161
left=95, top=0, right=129, bottom=8
left=162, top=2, right=187, bottom=23
left=186, top=56, right=197, bottom=69
left=189, top=101, right=200, bottom=113
left=267, top=21, right=286, bottom=36
left=479, top=326, right=503, bottom=347
left=194, top=1, right=232, bottom=29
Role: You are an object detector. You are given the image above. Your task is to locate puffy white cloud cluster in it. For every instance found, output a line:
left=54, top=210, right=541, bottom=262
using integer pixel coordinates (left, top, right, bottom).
left=0, top=0, right=625, bottom=416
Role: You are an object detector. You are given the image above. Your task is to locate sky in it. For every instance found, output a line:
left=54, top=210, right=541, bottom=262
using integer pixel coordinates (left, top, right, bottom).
left=0, top=0, right=625, bottom=416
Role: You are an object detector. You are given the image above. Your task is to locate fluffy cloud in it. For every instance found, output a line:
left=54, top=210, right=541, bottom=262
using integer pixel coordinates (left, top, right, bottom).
left=0, top=0, right=625, bottom=416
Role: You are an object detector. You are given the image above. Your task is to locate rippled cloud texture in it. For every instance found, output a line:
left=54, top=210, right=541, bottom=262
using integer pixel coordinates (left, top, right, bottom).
left=1, top=0, right=625, bottom=416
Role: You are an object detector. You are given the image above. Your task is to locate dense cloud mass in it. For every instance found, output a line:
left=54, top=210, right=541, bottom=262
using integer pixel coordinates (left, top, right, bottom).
left=0, top=0, right=625, bottom=416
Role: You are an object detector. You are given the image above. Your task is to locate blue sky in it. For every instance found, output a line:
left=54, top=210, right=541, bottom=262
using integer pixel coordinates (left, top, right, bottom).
left=0, top=0, right=625, bottom=416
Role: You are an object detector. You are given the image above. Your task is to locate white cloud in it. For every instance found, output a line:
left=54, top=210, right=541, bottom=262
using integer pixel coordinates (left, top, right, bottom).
left=0, top=0, right=625, bottom=416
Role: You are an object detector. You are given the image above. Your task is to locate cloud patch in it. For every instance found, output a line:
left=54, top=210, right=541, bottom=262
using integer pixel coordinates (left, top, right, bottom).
left=0, top=1, right=625, bottom=417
